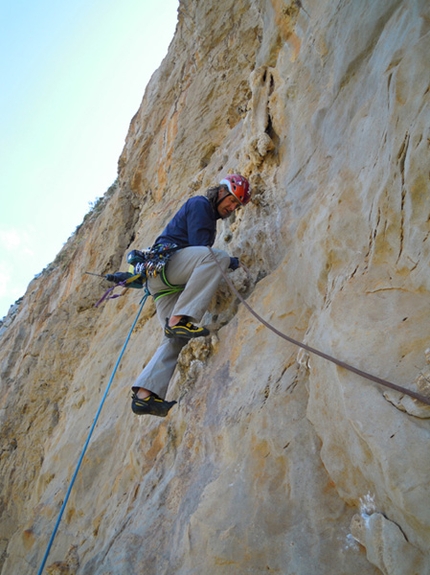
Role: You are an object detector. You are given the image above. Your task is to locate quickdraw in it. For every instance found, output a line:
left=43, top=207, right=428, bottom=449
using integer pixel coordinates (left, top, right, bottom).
left=94, top=273, right=144, bottom=308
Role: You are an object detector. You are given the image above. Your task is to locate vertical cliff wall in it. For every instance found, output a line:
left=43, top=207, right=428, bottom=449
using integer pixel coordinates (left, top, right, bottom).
left=1, top=0, right=429, bottom=574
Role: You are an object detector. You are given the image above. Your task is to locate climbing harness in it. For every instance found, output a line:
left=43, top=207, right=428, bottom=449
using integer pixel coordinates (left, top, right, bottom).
left=152, top=266, right=185, bottom=301
left=129, top=244, right=185, bottom=301
left=36, top=288, right=150, bottom=575
left=208, top=247, right=430, bottom=407
left=92, top=243, right=183, bottom=307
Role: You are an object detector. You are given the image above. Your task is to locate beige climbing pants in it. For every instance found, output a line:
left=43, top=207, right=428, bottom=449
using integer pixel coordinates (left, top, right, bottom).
left=132, top=246, right=231, bottom=398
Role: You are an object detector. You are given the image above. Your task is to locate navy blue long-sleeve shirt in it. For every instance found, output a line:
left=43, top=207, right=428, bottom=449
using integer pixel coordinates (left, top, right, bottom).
left=154, top=196, right=220, bottom=248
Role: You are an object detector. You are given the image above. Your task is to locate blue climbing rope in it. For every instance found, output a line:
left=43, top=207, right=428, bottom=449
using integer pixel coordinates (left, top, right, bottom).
left=37, top=287, right=150, bottom=575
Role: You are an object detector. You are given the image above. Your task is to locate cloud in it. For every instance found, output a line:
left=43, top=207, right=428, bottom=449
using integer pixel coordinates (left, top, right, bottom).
left=0, top=228, right=34, bottom=255
left=0, top=229, right=21, bottom=250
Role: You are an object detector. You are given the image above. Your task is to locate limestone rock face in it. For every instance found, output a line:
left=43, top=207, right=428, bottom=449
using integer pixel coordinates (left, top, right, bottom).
left=1, top=0, right=429, bottom=574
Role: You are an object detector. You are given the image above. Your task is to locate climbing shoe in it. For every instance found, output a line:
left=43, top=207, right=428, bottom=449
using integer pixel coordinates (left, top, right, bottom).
left=164, top=317, right=210, bottom=339
left=131, top=392, right=177, bottom=417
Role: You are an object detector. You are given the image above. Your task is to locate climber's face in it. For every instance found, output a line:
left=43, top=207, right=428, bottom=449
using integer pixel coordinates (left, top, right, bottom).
left=216, top=192, right=241, bottom=219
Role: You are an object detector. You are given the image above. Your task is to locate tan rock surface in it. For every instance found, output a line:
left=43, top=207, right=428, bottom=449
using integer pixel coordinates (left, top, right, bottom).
left=1, top=0, right=429, bottom=573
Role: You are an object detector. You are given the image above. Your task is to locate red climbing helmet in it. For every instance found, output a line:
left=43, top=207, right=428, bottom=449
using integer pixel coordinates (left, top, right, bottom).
left=220, top=174, right=251, bottom=205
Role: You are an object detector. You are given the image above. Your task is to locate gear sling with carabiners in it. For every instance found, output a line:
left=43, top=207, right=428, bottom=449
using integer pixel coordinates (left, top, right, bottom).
left=97, top=243, right=185, bottom=306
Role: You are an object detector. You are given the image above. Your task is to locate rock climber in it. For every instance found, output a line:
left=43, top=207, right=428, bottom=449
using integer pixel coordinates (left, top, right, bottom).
left=131, top=174, right=251, bottom=417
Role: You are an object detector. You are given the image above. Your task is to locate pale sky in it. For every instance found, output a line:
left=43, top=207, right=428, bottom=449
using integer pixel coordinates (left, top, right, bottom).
left=0, top=0, right=179, bottom=318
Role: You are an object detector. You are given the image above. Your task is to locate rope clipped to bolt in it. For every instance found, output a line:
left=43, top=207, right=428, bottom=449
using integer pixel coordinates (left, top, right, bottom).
left=208, top=247, right=430, bottom=407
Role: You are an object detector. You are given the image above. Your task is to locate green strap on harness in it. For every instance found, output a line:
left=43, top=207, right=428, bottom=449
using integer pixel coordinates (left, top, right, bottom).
left=152, top=266, right=185, bottom=301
